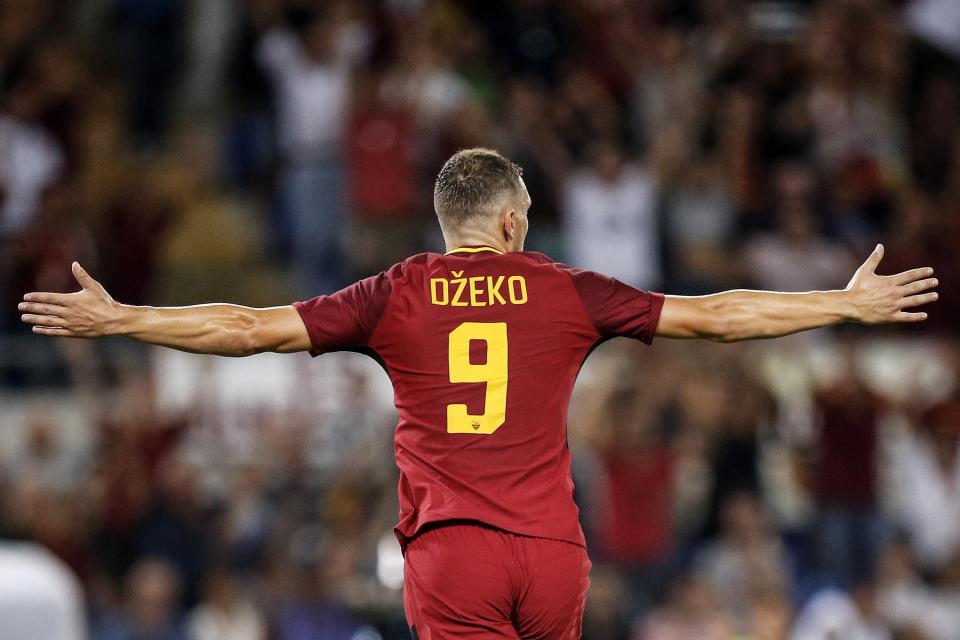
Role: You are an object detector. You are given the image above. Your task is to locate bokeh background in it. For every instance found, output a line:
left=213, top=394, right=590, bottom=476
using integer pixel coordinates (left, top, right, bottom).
left=2, top=0, right=960, bottom=638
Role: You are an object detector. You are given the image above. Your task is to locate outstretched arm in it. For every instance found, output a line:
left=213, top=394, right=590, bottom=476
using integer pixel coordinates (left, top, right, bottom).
left=19, top=263, right=311, bottom=356
left=657, top=245, right=938, bottom=342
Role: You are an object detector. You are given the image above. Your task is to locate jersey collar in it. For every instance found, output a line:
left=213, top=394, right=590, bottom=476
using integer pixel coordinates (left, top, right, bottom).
left=444, top=246, right=504, bottom=256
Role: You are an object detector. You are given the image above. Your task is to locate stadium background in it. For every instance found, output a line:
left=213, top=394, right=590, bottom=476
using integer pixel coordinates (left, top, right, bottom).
left=1, top=0, right=960, bottom=638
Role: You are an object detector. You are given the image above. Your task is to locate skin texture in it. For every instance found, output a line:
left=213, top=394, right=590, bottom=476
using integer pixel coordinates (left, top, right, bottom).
left=657, top=244, right=937, bottom=341
left=20, top=262, right=311, bottom=356
left=20, top=179, right=936, bottom=354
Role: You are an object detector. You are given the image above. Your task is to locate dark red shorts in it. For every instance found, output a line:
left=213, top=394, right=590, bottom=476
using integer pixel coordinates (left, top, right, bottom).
left=403, top=521, right=591, bottom=639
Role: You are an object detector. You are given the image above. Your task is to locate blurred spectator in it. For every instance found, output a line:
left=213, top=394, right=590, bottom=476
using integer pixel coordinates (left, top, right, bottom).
left=748, top=591, right=793, bottom=640
left=811, top=343, right=887, bottom=587
left=486, top=0, right=569, bottom=86
left=384, top=35, right=469, bottom=128
left=633, top=573, right=733, bottom=640
left=562, top=140, right=660, bottom=288
left=185, top=567, right=266, bottom=640
left=694, top=492, right=792, bottom=633
left=181, top=0, right=238, bottom=116
left=666, top=362, right=728, bottom=540
left=115, top=0, right=186, bottom=149
left=499, top=79, right=568, bottom=242
left=93, top=558, right=186, bottom=640
left=876, top=539, right=960, bottom=640
left=344, top=69, right=421, bottom=277
left=274, top=535, right=382, bottom=640
left=661, top=152, right=738, bottom=293
left=0, top=540, right=87, bottom=640
left=215, top=465, right=270, bottom=572
left=791, top=582, right=889, bottom=640
left=744, top=162, right=855, bottom=292
left=136, top=456, right=211, bottom=608
left=586, top=382, right=676, bottom=614
left=805, top=10, right=904, bottom=174
left=0, top=85, right=64, bottom=238
left=907, top=0, right=960, bottom=62
left=256, top=5, right=365, bottom=296
left=700, top=368, right=772, bottom=540
left=7, top=409, right=87, bottom=493
left=96, top=160, right=175, bottom=306
left=890, top=397, right=960, bottom=572
left=84, top=378, right=202, bottom=606
left=582, top=566, right=631, bottom=640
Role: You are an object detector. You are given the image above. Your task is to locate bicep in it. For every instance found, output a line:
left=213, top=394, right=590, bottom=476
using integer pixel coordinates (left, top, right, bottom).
left=256, top=305, right=313, bottom=353
left=656, top=295, right=722, bottom=340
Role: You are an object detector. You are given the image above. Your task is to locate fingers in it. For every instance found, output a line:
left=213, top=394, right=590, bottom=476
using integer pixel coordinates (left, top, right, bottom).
left=23, top=291, right=72, bottom=304
left=31, top=326, right=75, bottom=337
left=72, top=261, right=97, bottom=290
left=18, top=301, right=65, bottom=316
left=20, top=313, right=66, bottom=327
left=900, top=278, right=938, bottom=295
left=900, top=292, right=939, bottom=309
left=862, top=244, right=884, bottom=273
left=892, top=267, right=935, bottom=285
left=893, top=311, right=928, bottom=323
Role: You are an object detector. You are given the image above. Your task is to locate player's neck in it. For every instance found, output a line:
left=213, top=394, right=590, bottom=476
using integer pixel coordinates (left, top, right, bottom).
left=444, top=233, right=510, bottom=254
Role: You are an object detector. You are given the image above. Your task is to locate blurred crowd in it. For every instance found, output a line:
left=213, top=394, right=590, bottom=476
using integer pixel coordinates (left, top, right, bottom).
left=2, top=0, right=960, bottom=638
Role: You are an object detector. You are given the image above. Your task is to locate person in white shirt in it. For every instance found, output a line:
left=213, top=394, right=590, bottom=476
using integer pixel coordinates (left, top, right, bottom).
left=562, top=141, right=661, bottom=289
left=0, top=99, right=64, bottom=238
left=186, top=568, right=266, bottom=640
left=792, top=586, right=890, bottom=640
left=890, top=401, right=960, bottom=572
left=256, top=8, right=368, bottom=296
left=0, top=540, right=87, bottom=640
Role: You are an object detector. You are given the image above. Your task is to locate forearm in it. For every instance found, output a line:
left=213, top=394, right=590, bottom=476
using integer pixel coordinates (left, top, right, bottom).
left=113, top=304, right=279, bottom=356
left=675, top=289, right=856, bottom=342
left=21, top=263, right=313, bottom=353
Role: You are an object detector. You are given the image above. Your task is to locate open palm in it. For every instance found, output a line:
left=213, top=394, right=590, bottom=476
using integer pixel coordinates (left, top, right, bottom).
left=845, top=244, right=938, bottom=324
left=19, top=262, right=120, bottom=337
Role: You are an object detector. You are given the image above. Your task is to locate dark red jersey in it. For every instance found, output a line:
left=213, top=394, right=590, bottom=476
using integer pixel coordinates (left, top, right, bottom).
left=294, top=247, right=664, bottom=550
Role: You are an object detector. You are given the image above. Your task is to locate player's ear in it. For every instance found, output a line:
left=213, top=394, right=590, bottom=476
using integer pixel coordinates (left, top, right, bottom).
left=502, top=208, right=516, bottom=241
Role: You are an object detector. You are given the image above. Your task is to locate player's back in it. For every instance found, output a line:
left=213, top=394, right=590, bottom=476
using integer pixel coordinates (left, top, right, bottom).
left=293, top=246, right=663, bottom=548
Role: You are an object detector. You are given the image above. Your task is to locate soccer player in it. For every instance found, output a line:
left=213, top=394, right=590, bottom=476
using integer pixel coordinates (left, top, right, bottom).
left=20, top=149, right=937, bottom=639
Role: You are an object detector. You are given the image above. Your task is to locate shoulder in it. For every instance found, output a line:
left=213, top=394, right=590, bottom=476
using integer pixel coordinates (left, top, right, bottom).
left=398, top=252, right=437, bottom=268
left=511, top=252, right=604, bottom=290
left=507, top=251, right=587, bottom=280
left=387, top=252, right=440, bottom=281
left=519, top=250, right=558, bottom=266
left=521, top=253, right=591, bottom=282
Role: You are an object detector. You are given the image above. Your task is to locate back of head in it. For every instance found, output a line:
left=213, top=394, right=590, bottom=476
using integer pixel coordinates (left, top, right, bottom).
left=433, top=148, right=524, bottom=233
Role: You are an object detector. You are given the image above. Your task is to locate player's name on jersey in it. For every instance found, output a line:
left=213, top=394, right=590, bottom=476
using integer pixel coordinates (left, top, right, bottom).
left=430, top=272, right=528, bottom=307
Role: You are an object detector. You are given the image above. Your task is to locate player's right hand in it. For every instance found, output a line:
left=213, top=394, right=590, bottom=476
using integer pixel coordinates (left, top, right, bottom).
left=19, top=262, right=122, bottom=338
left=844, top=244, right=938, bottom=324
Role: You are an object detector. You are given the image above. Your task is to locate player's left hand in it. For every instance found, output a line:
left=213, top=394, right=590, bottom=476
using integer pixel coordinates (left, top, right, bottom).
left=19, top=262, right=122, bottom=337
left=845, top=244, right=938, bottom=324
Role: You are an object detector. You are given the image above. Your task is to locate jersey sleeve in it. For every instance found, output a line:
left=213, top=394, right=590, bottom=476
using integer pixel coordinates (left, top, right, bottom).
left=567, top=268, right=664, bottom=344
left=292, top=271, right=393, bottom=356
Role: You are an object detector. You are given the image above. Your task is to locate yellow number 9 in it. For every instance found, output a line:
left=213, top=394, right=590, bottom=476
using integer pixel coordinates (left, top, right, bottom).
left=447, top=322, right=508, bottom=435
